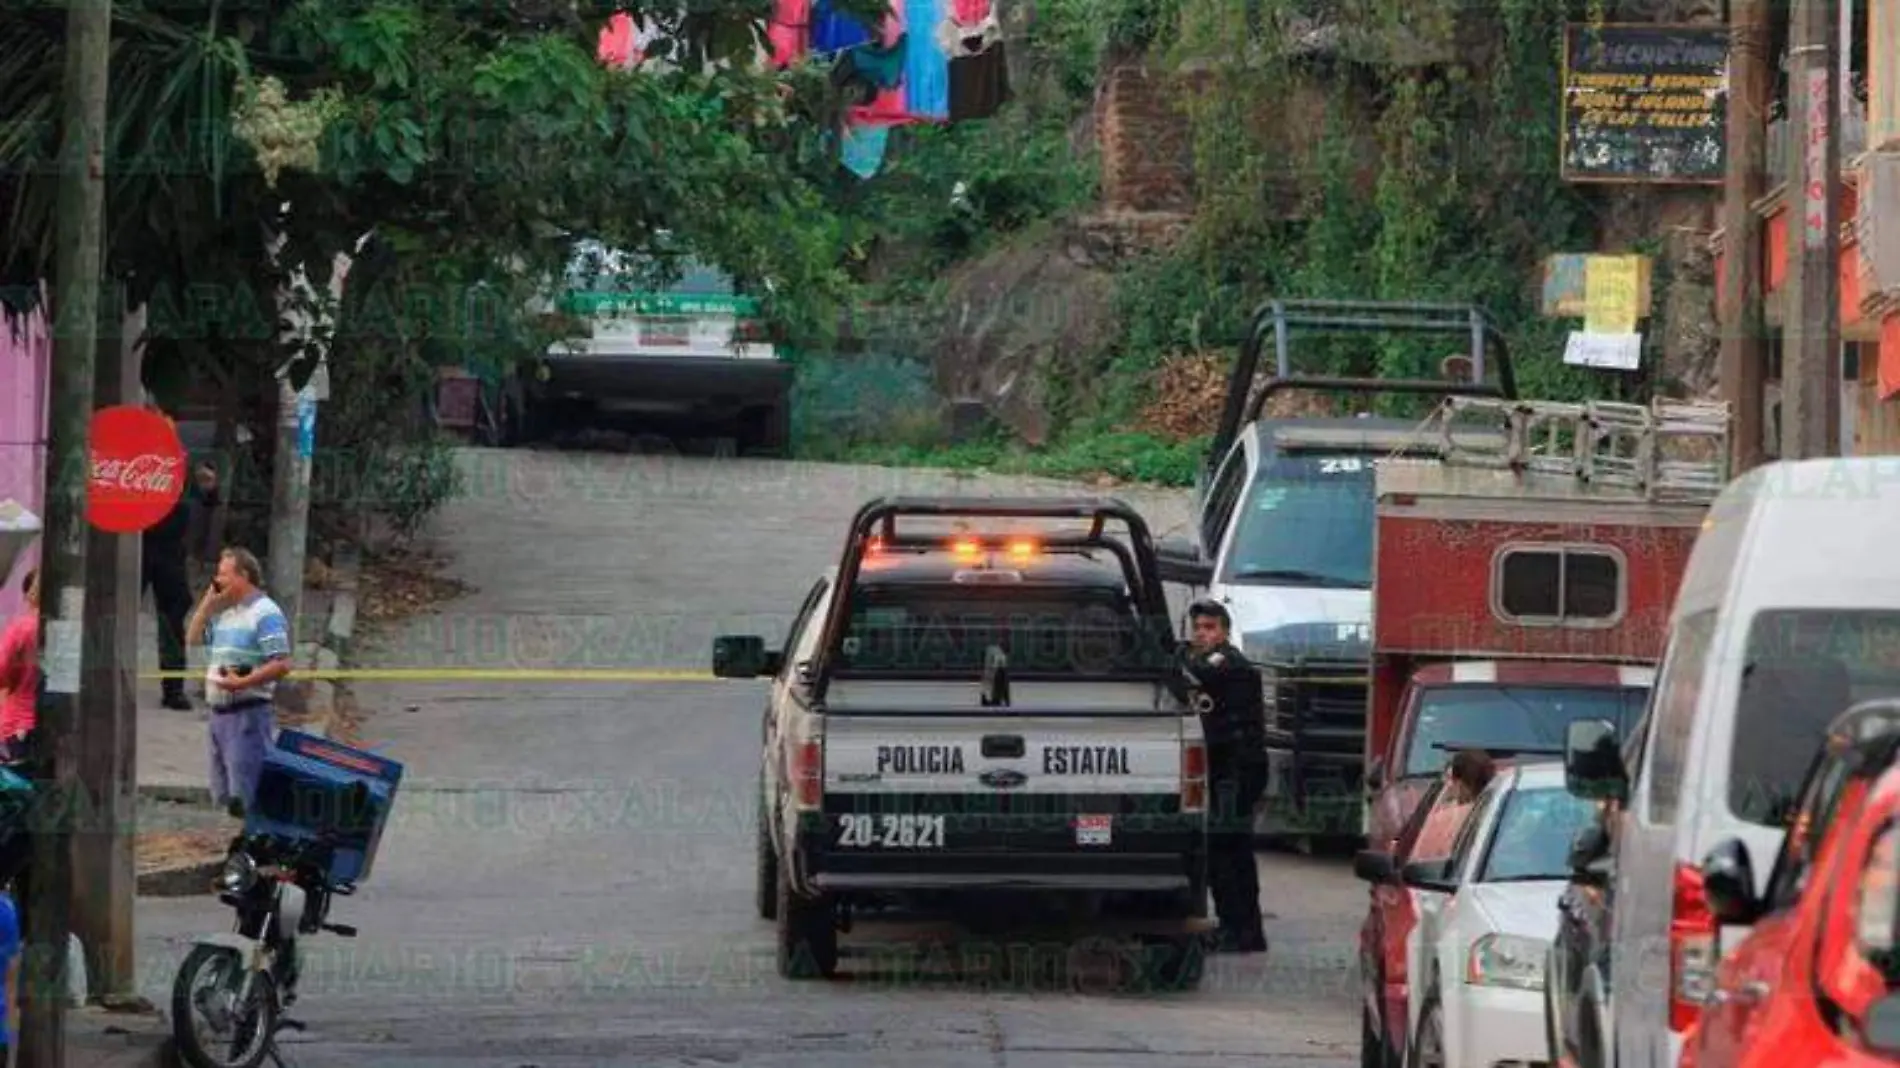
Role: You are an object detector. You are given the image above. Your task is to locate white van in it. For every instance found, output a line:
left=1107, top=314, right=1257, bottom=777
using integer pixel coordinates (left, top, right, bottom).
left=1562, top=456, right=1900, bottom=1068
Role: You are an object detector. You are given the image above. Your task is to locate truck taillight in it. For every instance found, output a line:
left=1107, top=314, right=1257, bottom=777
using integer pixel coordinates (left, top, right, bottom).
left=1182, top=742, right=1206, bottom=813
left=791, top=739, right=823, bottom=810
left=1670, top=862, right=1716, bottom=1032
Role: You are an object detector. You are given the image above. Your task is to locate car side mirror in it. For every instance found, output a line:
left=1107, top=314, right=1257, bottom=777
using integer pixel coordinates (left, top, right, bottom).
left=712, top=635, right=777, bottom=678
left=1366, top=757, right=1388, bottom=792
left=1701, top=838, right=1762, bottom=926
left=1568, top=823, right=1611, bottom=882
left=1156, top=537, right=1213, bottom=587
left=1353, top=849, right=1396, bottom=883
left=1868, top=989, right=1900, bottom=1050
left=1564, top=718, right=1628, bottom=803
left=1401, top=858, right=1455, bottom=892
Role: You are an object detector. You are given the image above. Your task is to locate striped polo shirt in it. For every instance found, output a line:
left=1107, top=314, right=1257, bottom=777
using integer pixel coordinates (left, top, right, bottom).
left=202, top=592, right=292, bottom=707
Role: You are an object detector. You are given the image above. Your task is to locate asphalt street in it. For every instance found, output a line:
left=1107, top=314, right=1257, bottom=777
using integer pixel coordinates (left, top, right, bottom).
left=134, top=447, right=1364, bottom=1067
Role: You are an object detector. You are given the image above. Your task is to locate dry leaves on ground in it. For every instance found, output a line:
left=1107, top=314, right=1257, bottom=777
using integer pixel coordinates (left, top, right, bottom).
left=359, top=545, right=470, bottom=624
left=136, top=829, right=231, bottom=875
left=1137, top=350, right=1344, bottom=440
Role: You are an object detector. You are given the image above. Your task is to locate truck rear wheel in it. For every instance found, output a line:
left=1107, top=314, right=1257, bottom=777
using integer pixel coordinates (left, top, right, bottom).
left=775, top=865, right=837, bottom=980
left=741, top=398, right=790, bottom=458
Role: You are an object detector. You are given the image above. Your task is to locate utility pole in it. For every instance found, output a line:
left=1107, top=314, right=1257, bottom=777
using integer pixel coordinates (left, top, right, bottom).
left=72, top=292, right=144, bottom=998
left=1780, top=0, right=1842, bottom=459
left=23, top=0, right=113, bottom=1062
left=1719, top=0, right=1770, bottom=473
left=267, top=368, right=315, bottom=648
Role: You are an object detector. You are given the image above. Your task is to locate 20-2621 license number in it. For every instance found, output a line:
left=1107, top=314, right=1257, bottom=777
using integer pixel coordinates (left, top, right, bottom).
left=836, top=813, right=946, bottom=848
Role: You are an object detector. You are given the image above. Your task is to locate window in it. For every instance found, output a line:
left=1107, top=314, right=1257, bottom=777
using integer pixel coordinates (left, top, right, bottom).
left=833, top=587, right=1172, bottom=678
left=1853, top=820, right=1900, bottom=974
left=1445, top=782, right=1502, bottom=881
left=1729, top=610, right=1900, bottom=827
left=780, top=578, right=830, bottom=676
left=1645, top=609, right=1719, bottom=826
left=1400, top=684, right=1648, bottom=778
left=1218, top=453, right=1376, bottom=589
left=1479, top=786, right=1602, bottom=883
left=1492, top=545, right=1625, bottom=625
left=1764, top=746, right=1859, bottom=912
left=1201, top=445, right=1249, bottom=555
left=1407, top=785, right=1479, bottom=869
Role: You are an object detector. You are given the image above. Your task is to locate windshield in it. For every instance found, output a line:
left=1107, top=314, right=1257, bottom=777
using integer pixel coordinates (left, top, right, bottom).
left=1730, top=610, right=1900, bottom=827
left=1480, top=786, right=1602, bottom=882
left=835, top=588, right=1175, bottom=677
left=1220, top=454, right=1375, bottom=588
left=1401, top=684, right=1649, bottom=778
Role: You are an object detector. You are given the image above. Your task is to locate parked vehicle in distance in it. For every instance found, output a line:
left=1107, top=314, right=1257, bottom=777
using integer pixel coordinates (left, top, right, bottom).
left=1388, top=761, right=1599, bottom=1068
left=1155, top=300, right=1517, bottom=847
left=1367, top=660, right=1652, bottom=855
left=508, top=238, right=790, bottom=453
left=1356, top=756, right=1588, bottom=1068
left=1682, top=699, right=1900, bottom=1068
left=1361, top=394, right=1713, bottom=855
left=1543, top=797, right=1619, bottom=1068
left=1567, top=456, right=1900, bottom=1068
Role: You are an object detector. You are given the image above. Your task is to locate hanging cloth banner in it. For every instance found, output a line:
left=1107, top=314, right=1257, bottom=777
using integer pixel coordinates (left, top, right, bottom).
left=811, top=0, right=873, bottom=52
left=903, top=0, right=951, bottom=120
left=768, top=0, right=812, bottom=66
left=846, top=4, right=922, bottom=127
left=841, top=124, right=893, bottom=179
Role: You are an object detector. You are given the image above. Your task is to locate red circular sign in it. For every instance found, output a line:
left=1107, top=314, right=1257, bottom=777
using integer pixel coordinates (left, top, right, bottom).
left=86, top=405, right=187, bottom=534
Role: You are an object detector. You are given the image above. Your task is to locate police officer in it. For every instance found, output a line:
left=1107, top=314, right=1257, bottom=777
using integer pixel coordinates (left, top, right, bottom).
left=1183, top=599, right=1268, bottom=953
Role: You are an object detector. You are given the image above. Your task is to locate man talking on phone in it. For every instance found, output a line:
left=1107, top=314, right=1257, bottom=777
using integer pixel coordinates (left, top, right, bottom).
left=187, top=547, right=294, bottom=819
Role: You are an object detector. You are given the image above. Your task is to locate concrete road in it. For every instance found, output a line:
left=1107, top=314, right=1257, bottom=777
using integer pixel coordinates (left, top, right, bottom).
left=135, top=448, right=1364, bottom=1067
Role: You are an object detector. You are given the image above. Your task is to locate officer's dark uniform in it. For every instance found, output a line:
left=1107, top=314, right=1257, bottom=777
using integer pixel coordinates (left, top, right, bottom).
left=1185, top=638, right=1269, bottom=950
left=143, top=494, right=195, bottom=709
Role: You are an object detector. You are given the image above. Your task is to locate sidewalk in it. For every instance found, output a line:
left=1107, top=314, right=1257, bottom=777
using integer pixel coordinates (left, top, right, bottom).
left=68, top=1005, right=173, bottom=1068
left=134, top=587, right=334, bottom=795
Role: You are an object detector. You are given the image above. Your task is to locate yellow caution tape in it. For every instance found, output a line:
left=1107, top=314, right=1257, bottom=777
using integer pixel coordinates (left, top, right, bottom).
left=139, top=669, right=720, bottom=682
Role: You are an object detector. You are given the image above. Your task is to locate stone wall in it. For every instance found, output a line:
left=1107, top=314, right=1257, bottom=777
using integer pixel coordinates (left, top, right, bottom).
left=1097, top=65, right=1205, bottom=214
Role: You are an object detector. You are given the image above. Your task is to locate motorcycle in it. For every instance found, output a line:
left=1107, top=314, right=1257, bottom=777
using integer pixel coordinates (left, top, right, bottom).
left=171, top=831, right=359, bottom=1068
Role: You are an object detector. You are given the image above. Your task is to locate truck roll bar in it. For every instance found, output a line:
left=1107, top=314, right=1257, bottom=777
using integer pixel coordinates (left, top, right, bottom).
left=807, top=496, right=1174, bottom=704
left=1207, top=299, right=1520, bottom=475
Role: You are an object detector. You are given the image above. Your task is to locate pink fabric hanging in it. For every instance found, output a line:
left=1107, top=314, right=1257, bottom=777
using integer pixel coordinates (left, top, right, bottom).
left=768, top=0, right=811, bottom=66
left=598, top=12, right=636, bottom=67
left=952, top=0, right=989, bottom=20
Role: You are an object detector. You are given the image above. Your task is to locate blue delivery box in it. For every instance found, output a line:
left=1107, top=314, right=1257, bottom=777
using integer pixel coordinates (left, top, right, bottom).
left=244, top=730, right=403, bottom=886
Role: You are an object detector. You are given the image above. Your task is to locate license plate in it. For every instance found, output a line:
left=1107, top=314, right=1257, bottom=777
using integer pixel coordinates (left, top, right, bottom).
left=836, top=813, right=946, bottom=849
left=1075, top=814, right=1112, bottom=846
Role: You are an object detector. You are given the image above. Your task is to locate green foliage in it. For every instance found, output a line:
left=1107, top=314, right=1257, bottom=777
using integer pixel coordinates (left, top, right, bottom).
left=789, top=351, right=945, bottom=457
left=364, top=435, right=467, bottom=544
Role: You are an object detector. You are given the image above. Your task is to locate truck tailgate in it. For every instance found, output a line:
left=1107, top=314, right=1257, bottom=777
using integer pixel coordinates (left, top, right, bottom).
left=805, top=714, right=1200, bottom=890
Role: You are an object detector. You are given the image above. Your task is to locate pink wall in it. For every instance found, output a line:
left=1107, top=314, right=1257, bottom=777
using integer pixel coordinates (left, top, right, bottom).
left=0, top=294, right=50, bottom=620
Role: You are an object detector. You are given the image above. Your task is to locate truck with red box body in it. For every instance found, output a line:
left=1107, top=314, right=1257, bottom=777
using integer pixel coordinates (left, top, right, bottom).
left=1359, top=396, right=1731, bottom=852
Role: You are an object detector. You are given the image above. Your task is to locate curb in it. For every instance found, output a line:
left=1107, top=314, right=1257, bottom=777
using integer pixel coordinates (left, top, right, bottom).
left=137, top=859, right=223, bottom=898
left=137, top=784, right=212, bottom=805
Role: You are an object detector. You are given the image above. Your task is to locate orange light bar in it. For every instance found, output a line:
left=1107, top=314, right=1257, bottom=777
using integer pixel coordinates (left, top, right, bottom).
left=950, top=537, right=983, bottom=562
left=1005, top=538, right=1038, bottom=563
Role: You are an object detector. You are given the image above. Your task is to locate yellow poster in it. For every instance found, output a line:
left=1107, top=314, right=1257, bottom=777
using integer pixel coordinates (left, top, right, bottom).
left=1583, top=255, right=1643, bottom=334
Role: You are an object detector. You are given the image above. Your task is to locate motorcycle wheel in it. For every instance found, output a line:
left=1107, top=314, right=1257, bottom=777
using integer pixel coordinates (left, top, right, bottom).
left=171, top=944, right=279, bottom=1068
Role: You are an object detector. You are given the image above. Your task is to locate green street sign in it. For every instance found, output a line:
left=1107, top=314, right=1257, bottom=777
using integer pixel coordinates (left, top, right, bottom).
left=560, top=291, right=761, bottom=317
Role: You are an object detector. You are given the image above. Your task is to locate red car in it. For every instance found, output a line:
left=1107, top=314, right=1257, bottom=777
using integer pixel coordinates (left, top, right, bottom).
left=1683, top=700, right=1900, bottom=1068
left=1364, top=660, right=1652, bottom=855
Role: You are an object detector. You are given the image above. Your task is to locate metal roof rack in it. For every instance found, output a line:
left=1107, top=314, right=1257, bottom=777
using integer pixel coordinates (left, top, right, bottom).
left=1423, top=395, right=1732, bottom=503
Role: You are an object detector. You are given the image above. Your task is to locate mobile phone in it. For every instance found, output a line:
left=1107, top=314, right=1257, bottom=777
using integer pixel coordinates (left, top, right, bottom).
left=212, top=580, right=224, bottom=593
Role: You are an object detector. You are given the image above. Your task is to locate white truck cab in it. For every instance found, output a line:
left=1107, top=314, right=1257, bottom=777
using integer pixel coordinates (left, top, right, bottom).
left=1156, top=298, right=1517, bottom=845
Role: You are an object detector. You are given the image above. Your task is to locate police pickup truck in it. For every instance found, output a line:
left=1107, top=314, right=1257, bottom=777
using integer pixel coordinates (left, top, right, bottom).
left=712, top=497, right=1212, bottom=986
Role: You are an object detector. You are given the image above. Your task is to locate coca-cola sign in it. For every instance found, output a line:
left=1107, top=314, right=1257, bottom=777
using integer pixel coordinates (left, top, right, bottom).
left=86, top=405, right=187, bottom=534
